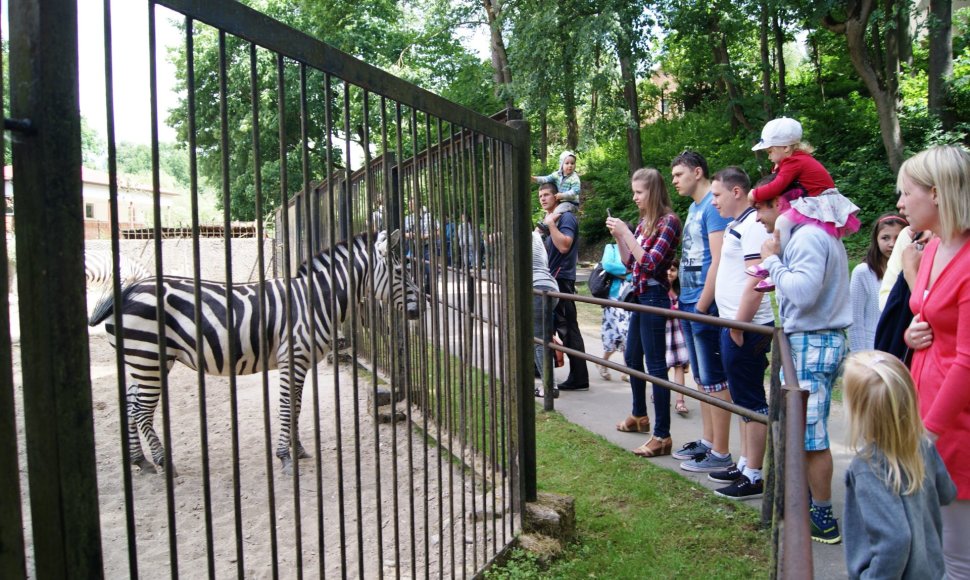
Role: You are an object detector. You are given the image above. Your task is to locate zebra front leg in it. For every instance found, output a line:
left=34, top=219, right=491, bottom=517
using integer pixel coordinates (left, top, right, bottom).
left=128, top=380, right=178, bottom=477
left=276, top=360, right=310, bottom=475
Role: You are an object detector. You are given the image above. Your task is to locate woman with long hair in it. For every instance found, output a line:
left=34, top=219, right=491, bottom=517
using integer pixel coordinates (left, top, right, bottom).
left=898, top=145, right=970, bottom=577
left=606, top=168, right=682, bottom=457
left=849, top=213, right=907, bottom=351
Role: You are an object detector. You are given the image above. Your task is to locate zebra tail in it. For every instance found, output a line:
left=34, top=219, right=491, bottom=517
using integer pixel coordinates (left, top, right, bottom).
left=88, top=283, right=139, bottom=326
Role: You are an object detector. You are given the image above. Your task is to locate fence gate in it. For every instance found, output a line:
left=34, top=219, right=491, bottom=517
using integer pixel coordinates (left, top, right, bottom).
left=0, top=0, right=534, bottom=577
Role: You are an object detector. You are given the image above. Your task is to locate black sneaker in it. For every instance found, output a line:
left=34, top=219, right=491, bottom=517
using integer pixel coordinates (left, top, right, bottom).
left=708, top=466, right=743, bottom=484
left=557, top=381, right=589, bottom=391
left=714, top=475, right=763, bottom=500
left=809, top=504, right=842, bottom=544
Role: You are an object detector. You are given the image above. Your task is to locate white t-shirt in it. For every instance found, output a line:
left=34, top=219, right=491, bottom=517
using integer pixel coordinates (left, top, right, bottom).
left=715, top=207, right=774, bottom=324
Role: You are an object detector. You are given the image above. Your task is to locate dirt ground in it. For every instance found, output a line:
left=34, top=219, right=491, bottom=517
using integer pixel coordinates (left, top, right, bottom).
left=11, top=322, right=515, bottom=578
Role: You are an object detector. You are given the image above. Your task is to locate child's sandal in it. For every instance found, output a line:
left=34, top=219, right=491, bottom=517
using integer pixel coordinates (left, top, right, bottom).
left=675, top=400, right=689, bottom=416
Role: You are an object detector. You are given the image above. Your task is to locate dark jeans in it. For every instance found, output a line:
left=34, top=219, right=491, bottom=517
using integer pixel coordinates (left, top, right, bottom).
left=554, top=278, right=589, bottom=384
left=533, top=293, right=559, bottom=375
left=624, top=286, right=671, bottom=438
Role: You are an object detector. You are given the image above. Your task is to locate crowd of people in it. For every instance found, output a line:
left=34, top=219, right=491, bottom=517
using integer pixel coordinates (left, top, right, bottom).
left=531, top=123, right=969, bottom=578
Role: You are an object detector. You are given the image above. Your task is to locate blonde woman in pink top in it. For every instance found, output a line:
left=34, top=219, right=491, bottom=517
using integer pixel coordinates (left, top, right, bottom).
left=897, top=144, right=970, bottom=579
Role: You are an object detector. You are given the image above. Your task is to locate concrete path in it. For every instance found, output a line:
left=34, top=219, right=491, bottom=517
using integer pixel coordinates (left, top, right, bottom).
left=542, top=326, right=851, bottom=579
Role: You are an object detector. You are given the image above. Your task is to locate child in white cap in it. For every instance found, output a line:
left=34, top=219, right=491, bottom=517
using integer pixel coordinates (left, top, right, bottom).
left=746, top=117, right=860, bottom=291
left=533, top=150, right=581, bottom=217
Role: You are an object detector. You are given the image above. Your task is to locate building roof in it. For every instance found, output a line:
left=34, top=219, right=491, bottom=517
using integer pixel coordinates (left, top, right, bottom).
left=4, top=165, right=179, bottom=198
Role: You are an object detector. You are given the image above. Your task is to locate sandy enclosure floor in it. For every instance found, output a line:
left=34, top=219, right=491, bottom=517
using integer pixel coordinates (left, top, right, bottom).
left=12, top=329, right=518, bottom=578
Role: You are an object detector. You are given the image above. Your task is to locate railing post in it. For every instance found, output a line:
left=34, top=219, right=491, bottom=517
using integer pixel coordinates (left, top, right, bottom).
left=508, top=118, right=535, bottom=508
left=542, top=292, right=555, bottom=412
left=9, top=0, right=104, bottom=575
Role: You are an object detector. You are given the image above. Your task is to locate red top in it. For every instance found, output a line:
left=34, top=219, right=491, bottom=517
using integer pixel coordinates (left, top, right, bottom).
left=750, top=150, right=836, bottom=202
left=909, top=237, right=970, bottom=499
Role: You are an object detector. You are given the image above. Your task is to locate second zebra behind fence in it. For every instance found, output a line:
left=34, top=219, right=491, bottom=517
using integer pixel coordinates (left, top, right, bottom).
left=88, top=230, right=421, bottom=476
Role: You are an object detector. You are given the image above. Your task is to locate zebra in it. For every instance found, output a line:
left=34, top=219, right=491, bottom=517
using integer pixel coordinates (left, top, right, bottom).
left=89, top=230, right=421, bottom=475
left=84, top=250, right=152, bottom=289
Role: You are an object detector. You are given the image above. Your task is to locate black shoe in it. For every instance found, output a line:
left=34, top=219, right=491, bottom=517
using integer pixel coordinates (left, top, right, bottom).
left=708, top=466, right=743, bottom=484
left=714, top=475, right=763, bottom=500
left=557, top=381, right=589, bottom=391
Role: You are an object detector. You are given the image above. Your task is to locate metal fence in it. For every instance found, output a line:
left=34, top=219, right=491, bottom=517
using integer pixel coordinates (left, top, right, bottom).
left=1, top=0, right=533, bottom=577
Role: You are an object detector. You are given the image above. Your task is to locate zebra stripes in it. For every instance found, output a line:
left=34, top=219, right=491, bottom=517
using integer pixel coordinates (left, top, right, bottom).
left=89, top=230, right=420, bottom=475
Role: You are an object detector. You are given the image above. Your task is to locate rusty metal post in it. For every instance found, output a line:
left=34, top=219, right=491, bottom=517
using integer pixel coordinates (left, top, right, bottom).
left=9, top=0, right=104, bottom=575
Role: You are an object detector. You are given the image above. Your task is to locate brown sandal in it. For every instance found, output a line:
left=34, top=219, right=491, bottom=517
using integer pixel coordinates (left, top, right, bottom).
left=632, top=436, right=673, bottom=457
left=616, top=415, right=651, bottom=433
left=675, top=400, right=689, bottom=416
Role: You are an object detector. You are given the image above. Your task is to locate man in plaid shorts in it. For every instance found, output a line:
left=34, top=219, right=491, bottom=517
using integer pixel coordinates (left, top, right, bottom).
left=755, top=193, right=851, bottom=545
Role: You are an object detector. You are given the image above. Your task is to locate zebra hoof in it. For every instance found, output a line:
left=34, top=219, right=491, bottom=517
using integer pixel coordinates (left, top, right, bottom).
left=281, top=458, right=294, bottom=476
left=296, top=446, right=312, bottom=460
left=132, top=457, right=155, bottom=474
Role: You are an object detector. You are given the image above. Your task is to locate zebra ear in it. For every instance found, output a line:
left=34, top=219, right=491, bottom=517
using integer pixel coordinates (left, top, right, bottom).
left=388, top=229, right=402, bottom=249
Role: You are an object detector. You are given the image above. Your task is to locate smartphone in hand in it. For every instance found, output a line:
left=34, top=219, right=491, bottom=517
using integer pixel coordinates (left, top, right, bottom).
left=606, top=208, right=612, bottom=218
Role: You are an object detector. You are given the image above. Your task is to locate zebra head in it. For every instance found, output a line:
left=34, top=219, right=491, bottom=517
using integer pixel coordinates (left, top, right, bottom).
left=373, top=229, right=421, bottom=320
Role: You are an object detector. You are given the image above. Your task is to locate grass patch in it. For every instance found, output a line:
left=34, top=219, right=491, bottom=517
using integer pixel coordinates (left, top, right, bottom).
left=486, top=412, right=771, bottom=579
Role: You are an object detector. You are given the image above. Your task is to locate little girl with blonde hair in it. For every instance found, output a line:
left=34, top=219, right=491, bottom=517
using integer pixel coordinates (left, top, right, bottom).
left=842, top=351, right=956, bottom=580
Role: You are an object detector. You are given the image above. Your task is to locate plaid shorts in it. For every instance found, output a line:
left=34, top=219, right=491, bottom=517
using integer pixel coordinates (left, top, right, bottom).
left=784, top=330, right=847, bottom=452
left=666, top=316, right=689, bottom=369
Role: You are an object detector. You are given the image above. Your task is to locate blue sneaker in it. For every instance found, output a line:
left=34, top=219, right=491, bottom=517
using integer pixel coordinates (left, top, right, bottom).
left=809, top=504, right=842, bottom=544
left=680, top=451, right=734, bottom=473
left=671, top=440, right=711, bottom=461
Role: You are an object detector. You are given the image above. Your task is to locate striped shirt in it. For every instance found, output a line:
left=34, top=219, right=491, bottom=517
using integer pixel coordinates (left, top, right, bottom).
left=625, top=213, right=682, bottom=294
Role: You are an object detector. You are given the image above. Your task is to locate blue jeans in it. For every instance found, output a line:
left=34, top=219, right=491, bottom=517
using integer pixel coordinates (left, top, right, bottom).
left=624, top=286, right=671, bottom=438
left=533, top=293, right=559, bottom=375
left=720, top=324, right=773, bottom=419
left=680, top=302, right=728, bottom=392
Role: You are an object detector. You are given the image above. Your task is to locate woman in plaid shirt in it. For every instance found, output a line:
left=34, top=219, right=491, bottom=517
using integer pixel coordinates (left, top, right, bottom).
left=607, top=167, right=682, bottom=458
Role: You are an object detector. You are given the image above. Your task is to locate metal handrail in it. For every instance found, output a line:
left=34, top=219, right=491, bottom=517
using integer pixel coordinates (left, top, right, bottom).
left=533, top=288, right=812, bottom=579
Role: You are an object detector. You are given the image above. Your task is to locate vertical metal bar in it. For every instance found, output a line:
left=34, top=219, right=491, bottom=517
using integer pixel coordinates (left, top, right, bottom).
left=276, top=53, right=304, bottom=579
left=249, top=41, right=280, bottom=580
left=147, top=4, right=180, bottom=574
left=217, top=30, right=246, bottom=578
left=101, top=1, right=139, bottom=576
left=322, top=71, right=344, bottom=575
left=301, top=64, right=326, bottom=573
left=343, top=81, right=366, bottom=579
left=187, top=18, right=216, bottom=578
left=8, top=0, right=104, bottom=575
left=508, top=120, right=534, bottom=506
left=0, top=0, right=27, bottom=574
left=404, top=105, right=419, bottom=580
left=421, top=111, right=434, bottom=579
left=361, top=89, right=386, bottom=578
left=389, top=99, right=404, bottom=580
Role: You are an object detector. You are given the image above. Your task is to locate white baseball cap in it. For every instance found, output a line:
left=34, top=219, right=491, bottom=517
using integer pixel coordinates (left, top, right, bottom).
left=751, top=117, right=802, bottom=151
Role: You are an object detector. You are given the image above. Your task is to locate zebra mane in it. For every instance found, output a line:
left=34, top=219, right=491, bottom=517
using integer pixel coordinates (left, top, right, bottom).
left=88, top=283, right=140, bottom=327
left=294, top=232, right=374, bottom=279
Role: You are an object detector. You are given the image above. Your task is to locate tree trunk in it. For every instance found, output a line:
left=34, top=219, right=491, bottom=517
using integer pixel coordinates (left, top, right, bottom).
left=897, top=3, right=912, bottom=67
left=760, top=0, right=773, bottom=117
left=616, top=27, right=643, bottom=174
left=928, top=0, right=954, bottom=129
left=883, top=0, right=899, bottom=100
left=539, top=109, right=548, bottom=167
left=824, top=0, right=904, bottom=172
left=589, top=41, right=601, bottom=138
left=711, top=16, right=753, bottom=131
left=561, top=39, right=579, bottom=150
left=482, top=0, right=514, bottom=108
left=809, top=30, right=826, bottom=102
left=773, top=7, right=787, bottom=105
